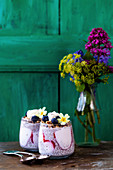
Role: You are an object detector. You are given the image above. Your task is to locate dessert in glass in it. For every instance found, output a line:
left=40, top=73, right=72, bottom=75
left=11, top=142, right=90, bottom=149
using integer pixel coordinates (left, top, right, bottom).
left=19, top=107, right=47, bottom=152
left=39, top=111, right=75, bottom=158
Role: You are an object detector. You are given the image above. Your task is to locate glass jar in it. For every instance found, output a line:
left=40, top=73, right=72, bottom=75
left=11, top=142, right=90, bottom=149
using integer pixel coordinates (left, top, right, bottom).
left=38, top=122, right=75, bottom=158
left=75, top=85, right=100, bottom=146
left=19, top=117, right=40, bottom=152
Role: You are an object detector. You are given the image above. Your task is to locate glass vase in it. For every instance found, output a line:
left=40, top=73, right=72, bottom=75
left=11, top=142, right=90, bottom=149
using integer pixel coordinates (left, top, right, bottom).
left=75, top=85, right=100, bottom=147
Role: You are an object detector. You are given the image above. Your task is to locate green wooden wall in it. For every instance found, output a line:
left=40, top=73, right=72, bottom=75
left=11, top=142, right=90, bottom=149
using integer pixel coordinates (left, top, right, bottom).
left=0, top=0, right=113, bottom=142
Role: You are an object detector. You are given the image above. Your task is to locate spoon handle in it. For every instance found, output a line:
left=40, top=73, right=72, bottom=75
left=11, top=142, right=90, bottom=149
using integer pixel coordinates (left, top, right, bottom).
left=16, top=151, right=37, bottom=156
left=3, top=150, right=37, bottom=156
left=3, top=151, right=23, bottom=158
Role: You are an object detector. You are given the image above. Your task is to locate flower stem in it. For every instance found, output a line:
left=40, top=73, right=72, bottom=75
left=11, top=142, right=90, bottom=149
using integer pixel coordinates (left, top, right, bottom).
left=75, top=110, right=92, bottom=135
left=90, top=87, right=100, bottom=124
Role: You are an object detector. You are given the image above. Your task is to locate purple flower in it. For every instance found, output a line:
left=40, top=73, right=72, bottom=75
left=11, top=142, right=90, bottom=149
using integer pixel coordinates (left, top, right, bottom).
left=109, top=66, right=113, bottom=73
left=85, top=28, right=113, bottom=59
left=94, top=54, right=111, bottom=65
left=75, top=50, right=84, bottom=57
left=99, top=55, right=111, bottom=65
left=71, top=50, right=84, bottom=64
left=72, top=53, right=83, bottom=63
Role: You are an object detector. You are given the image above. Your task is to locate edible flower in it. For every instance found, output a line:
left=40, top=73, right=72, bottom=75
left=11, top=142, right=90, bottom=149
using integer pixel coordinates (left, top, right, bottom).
left=58, top=113, right=70, bottom=125
left=38, top=107, right=47, bottom=118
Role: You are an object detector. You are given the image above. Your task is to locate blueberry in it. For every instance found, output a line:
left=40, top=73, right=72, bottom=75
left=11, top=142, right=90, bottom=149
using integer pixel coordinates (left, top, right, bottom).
left=31, top=115, right=39, bottom=123
left=51, top=118, right=58, bottom=124
left=56, top=116, right=60, bottom=119
left=42, top=116, right=49, bottom=122
left=25, top=112, right=27, bottom=117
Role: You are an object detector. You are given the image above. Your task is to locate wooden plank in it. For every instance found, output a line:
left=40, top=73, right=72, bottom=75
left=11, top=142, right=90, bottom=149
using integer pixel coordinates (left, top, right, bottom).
left=0, top=0, right=59, bottom=36
left=46, top=0, right=59, bottom=35
left=0, top=72, right=58, bottom=141
left=0, top=35, right=113, bottom=71
left=0, top=36, right=113, bottom=69
left=1, top=142, right=113, bottom=169
left=60, top=0, right=72, bottom=34
left=61, top=0, right=113, bottom=37
left=0, top=35, right=86, bottom=69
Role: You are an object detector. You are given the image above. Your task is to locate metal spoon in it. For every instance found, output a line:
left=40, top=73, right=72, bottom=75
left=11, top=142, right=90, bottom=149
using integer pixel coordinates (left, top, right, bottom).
left=3, top=151, right=50, bottom=164
left=20, top=154, right=50, bottom=164
left=3, top=150, right=37, bottom=157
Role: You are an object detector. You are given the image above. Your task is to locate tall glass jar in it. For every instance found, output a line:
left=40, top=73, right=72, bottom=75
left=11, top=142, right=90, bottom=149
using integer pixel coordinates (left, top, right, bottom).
left=38, top=122, right=75, bottom=158
left=19, top=117, right=40, bottom=152
left=75, top=85, right=100, bottom=146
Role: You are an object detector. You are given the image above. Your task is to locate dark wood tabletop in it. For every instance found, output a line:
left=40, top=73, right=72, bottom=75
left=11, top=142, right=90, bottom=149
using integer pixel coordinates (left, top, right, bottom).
left=0, top=141, right=113, bottom=169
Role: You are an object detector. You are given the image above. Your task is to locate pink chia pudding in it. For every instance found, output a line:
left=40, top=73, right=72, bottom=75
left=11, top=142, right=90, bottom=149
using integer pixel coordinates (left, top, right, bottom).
left=19, top=107, right=47, bottom=152
left=39, top=112, right=75, bottom=158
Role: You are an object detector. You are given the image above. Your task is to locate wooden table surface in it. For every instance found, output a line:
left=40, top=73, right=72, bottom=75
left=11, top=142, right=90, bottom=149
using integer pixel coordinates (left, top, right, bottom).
left=0, top=141, right=113, bottom=169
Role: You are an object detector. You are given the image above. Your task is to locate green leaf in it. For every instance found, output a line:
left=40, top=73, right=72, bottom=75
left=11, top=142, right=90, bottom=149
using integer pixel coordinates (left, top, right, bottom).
left=82, top=51, right=94, bottom=60
left=83, top=40, right=88, bottom=43
left=86, top=91, right=91, bottom=105
left=76, top=83, right=85, bottom=92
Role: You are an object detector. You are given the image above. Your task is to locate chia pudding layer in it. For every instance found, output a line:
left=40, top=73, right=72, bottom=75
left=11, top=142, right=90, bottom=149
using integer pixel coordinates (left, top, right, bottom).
left=39, top=122, right=75, bottom=158
left=19, top=117, right=40, bottom=152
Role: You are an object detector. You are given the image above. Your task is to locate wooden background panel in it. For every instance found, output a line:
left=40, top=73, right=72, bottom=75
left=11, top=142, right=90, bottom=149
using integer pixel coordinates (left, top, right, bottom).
left=0, top=36, right=113, bottom=72
left=0, top=36, right=87, bottom=68
left=2, top=36, right=113, bottom=69
left=0, top=72, right=58, bottom=141
left=0, top=0, right=59, bottom=36
left=60, top=0, right=113, bottom=38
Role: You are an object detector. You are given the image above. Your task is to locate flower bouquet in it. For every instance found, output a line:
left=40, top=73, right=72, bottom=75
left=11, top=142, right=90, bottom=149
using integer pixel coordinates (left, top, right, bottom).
left=59, top=28, right=113, bottom=146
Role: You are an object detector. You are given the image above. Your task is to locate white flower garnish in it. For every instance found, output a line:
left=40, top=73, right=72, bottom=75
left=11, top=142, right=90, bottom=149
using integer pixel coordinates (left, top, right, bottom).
left=38, top=107, right=47, bottom=118
left=48, top=111, right=60, bottom=121
left=58, top=113, right=70, bottom=125
left=27, top=109, right=39, bottom=119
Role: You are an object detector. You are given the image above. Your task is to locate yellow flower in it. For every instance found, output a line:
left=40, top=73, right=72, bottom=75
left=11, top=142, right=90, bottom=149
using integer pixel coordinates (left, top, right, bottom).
left=60, top=59, right=63, bottom=64
left=74, top=74, right=79, bottom=80
left=87, top=78, right=95, bottom=85
left=61, top=72, right=65, bottom=78
left=70, top=77, right=74, bottom=82
left=70, top=70, right=74, bottom=76
left=76, top=54, right=81, bottom=59
left=38, top=107, right=47, bottom=118
left=58, top=113, right=70, bottom=125
left=74, top=80, right=81, bottom=86
left=83, top=66, right=90, bottom=73
left=76, top=67, right=82, bottom=73
left=67, top=54, right=73, bottom=59
left=63, top=56, right=67, bottom=60
left=64, top=65, right=70, bottom=73
left=69, top=59, right=75, bottom=64
left=59, top=63, right=62, bottom=71
left=102, top=76, right=109, bottom=84
left=75, top=62, right=81, bottom=67
left=81, top=75, right=86, bottom=82
left=67, top=64, right=72, bottom=72
left=73, top=53, right=81, bottom=59
left=64, top=58, right=68, bottom=63
left=81, top=61, right=87, bottom=66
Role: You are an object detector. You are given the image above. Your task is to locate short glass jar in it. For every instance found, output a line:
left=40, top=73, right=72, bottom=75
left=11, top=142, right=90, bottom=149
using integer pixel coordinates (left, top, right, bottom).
left=19, top=117, right=40, bottom=152
left=38, top=122, right=75, bottom=158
